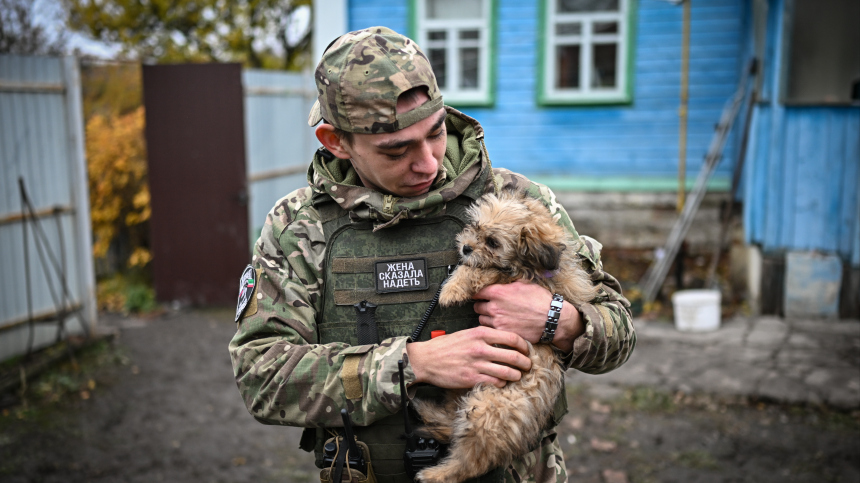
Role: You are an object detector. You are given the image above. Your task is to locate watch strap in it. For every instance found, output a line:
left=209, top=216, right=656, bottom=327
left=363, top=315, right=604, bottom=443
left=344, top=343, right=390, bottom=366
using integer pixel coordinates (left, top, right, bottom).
left=539, top=293, right=564, bottom=343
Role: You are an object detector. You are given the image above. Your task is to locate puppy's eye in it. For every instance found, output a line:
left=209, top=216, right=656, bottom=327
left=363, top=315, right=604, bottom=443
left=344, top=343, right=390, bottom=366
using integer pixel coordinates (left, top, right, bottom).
left=485, top=236, right=499, bottom=249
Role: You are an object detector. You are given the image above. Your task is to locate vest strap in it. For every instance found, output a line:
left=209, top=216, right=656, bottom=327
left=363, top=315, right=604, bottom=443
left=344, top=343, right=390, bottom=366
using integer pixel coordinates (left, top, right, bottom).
left=332, top=250, right=459, bottom=273
left=334, top=284, right=441, bottom=306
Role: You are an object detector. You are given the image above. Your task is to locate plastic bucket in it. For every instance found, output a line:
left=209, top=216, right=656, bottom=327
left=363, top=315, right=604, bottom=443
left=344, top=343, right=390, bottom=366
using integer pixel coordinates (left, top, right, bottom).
left=671, top=289, right=721, bottom=332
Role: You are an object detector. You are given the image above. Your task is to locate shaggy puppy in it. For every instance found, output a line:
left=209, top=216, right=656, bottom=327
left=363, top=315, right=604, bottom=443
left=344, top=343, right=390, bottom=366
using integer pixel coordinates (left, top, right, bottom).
left=412, top=190, right=598, bottom=483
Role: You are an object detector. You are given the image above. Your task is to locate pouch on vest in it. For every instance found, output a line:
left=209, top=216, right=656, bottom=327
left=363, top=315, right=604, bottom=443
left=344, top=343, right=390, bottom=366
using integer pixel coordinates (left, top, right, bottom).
left=319, top=435, right=377, bottom=483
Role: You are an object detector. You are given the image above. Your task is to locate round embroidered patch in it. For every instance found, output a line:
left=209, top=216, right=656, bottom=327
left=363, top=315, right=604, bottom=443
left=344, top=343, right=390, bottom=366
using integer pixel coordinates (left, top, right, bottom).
left=235, top=265, right=257, bottom=322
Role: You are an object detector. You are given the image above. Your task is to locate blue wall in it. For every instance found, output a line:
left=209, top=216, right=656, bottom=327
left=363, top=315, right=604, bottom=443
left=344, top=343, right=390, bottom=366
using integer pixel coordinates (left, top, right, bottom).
left=349, top=0, right=860, bottom=265
left=742, top=0, right=860, bottom=265
left=349, top=0, right=745, bottom=186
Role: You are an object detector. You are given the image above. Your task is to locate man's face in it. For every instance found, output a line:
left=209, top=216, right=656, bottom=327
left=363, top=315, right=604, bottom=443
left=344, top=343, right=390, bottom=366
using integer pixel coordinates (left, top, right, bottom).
left=338, top=92, right=447, bottom=198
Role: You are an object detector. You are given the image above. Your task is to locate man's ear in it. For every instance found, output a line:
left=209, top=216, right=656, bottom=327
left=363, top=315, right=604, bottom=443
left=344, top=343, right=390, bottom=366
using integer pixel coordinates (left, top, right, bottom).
left=315, top=124, right=351, bottom=159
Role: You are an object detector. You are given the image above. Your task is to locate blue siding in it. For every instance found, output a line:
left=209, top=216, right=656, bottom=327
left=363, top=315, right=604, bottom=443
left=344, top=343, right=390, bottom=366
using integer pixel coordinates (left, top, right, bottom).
left=348, top=0, right=745, bottom=183
left=745, top=106, right=859, bottom=260
left=742, top=0, right=860, bottom=264
left=349, top=3, right=410, bottom=34
left=745, top=106, right=860, bottom=258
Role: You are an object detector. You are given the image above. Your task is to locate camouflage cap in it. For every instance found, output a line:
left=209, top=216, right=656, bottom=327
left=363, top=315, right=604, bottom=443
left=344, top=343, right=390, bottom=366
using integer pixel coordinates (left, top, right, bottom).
left=307, top=26, right=443, bottom=134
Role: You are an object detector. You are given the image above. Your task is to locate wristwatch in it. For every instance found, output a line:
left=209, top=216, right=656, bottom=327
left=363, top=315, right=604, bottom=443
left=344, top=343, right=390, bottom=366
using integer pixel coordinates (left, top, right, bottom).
left=539, top=294, right=564, bottom=343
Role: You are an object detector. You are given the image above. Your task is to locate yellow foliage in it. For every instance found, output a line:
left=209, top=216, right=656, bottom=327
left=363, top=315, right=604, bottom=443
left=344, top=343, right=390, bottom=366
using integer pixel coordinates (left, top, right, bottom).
left=86, top=106, right=150, bottom=262
left=96, top=278, right=126, bottom=313
left=127, top=247, right=152, bottom=268
left=125, top=187, right=150, bottom=225
left=81, top=63, right=141, bottom=119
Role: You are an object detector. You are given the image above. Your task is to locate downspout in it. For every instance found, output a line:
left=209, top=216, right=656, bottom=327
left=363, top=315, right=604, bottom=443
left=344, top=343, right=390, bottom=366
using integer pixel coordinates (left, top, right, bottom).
left=678, top=0, right=691, bottom=212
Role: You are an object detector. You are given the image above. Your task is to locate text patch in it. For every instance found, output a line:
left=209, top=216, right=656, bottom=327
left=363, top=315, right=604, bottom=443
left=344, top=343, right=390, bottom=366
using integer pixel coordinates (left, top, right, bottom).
left=375, top=258, right=428, bottom=293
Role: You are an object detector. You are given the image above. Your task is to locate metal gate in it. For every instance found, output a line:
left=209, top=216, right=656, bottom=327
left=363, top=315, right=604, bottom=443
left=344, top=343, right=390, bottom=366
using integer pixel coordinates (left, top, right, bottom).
left=0, top=55, right=97, bottom=362
left=142, top=63, right=250, bottom=306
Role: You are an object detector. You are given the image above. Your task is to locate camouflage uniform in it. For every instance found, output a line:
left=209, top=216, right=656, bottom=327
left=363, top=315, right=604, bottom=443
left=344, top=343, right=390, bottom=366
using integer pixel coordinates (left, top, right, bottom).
left=230, top=27, right=635, bottom=483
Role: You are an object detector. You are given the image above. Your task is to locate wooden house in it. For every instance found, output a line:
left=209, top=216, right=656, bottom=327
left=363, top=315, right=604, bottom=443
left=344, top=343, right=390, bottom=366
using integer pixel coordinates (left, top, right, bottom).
left=308, top=0, right=859, bottom=315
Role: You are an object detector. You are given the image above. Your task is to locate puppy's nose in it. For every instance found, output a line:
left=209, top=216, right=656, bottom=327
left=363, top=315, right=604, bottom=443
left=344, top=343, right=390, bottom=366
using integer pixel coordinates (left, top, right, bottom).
left=461, top=245, right=473, bottom=256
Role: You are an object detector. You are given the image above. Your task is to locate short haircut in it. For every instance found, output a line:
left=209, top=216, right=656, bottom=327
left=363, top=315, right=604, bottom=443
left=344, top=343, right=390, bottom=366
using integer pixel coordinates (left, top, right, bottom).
left=333, top=125, right=354, bottom=146
left=396, top=86, right=430, bottom=111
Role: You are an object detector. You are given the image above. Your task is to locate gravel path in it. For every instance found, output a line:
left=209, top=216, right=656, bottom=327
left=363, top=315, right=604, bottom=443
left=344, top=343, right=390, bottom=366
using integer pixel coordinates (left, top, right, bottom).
left=1, top=309, right=858, bottom=483
left=2, top=309, right=318, bottom=483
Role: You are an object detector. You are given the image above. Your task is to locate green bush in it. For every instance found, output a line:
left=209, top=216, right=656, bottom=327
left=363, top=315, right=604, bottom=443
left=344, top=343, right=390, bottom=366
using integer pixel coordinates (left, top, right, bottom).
left=124, top=282, right=156, bottom=313
left=96, top=272, right=157, bottom=314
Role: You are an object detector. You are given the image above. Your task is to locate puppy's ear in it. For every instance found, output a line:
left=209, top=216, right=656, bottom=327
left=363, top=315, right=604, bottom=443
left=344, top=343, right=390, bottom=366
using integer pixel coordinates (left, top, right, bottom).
left=520, top=229, right=565, bottom=271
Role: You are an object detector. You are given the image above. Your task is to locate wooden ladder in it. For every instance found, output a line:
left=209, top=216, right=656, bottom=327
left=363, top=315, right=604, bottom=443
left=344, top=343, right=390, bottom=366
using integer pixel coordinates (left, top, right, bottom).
left=639, top=60, right=757, bottom=303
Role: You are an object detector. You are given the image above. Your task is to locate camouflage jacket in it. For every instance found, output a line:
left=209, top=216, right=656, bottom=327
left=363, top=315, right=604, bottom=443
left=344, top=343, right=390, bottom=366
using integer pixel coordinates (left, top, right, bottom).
left=229, top=107, right=635, bottom=482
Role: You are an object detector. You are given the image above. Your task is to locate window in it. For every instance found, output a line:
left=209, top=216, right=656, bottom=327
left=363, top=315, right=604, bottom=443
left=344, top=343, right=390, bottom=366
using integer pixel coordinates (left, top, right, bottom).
left=415, top=0, right=494, bottom=106
left=540, top=0, right=634, bottom=104
left=782, top=0, right=860, bottom=105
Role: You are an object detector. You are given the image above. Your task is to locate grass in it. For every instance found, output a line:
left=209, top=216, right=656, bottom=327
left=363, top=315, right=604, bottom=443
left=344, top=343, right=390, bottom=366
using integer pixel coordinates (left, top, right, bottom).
left=1, top=338, right=129, bottom=421
left=96, top=271, right=158, bottom=314
left=619, top=387, right=678, bottom=414
left=671, top=449, right=719, bottom=470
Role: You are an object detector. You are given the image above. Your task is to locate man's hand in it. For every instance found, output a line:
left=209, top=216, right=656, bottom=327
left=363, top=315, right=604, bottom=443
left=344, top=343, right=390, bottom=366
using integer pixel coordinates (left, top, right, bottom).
left=472, top=280, right=585, bottom=353
left=405, top=326, right=532, bottom=389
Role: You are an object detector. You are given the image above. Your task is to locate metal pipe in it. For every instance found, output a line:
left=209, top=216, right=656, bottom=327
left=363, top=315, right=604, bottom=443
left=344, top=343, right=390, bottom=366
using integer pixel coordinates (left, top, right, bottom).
left=678, top=0, right=691, bottom=212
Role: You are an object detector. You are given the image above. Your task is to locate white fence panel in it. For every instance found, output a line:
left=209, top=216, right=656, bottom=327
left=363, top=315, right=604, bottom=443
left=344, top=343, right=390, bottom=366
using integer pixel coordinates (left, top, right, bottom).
left=0, top=54, right=96, bottom=362
left=243, top=69, right=318, bottom=244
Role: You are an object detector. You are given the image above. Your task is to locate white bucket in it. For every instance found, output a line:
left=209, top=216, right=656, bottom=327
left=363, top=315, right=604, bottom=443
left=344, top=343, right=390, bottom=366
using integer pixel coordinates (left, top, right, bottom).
left=671, top=289, right=721, bottom=332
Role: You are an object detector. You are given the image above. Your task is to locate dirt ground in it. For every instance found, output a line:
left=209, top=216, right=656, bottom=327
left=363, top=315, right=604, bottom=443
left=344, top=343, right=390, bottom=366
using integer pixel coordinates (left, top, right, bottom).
left=1, top=308, right=858, bottom=483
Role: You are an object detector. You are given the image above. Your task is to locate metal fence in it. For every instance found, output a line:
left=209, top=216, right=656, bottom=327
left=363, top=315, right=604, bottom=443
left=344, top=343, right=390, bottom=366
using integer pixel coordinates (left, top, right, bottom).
left=0, top=54, right=96, bottom=362
left=243, top=69, right=318, bottom=244
left=1, top=62, right=316, bottom=360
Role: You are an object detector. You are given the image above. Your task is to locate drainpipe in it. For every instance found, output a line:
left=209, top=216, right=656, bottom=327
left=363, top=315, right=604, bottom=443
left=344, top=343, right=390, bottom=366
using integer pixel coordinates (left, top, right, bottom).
left=678, top=0, right=691, bottom=212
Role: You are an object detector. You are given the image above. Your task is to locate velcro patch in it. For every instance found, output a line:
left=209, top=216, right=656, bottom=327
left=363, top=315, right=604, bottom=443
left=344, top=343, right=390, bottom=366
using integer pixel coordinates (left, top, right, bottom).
left=375, top=258, right=428, bottom=293
left=235, top=265, right=257, bottom=322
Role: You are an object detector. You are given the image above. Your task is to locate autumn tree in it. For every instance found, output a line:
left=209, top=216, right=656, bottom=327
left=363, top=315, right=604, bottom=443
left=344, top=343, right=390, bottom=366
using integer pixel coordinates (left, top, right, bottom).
left=87, top=105, right=151, bottom=267
left=0, top=0, right=68, bottom=55
left=81, top=62, right=152, bottom=275
left=65, top=0, right=312, bottom=70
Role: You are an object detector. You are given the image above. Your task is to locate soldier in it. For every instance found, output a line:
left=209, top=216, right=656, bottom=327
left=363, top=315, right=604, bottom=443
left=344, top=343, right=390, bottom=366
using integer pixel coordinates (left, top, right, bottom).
left=229, top=27, right=635, bottom=483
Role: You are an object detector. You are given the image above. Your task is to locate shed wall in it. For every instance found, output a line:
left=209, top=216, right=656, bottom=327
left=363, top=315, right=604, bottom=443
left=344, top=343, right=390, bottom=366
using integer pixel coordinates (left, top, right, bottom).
left=742, top=0, right=860, bottom=265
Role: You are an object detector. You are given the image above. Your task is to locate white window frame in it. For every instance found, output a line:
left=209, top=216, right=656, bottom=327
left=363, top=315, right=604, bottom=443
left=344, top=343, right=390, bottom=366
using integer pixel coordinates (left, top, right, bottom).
left=541, top=0, right=632, bottom=105
left=415, top=0, right=494, bottom=106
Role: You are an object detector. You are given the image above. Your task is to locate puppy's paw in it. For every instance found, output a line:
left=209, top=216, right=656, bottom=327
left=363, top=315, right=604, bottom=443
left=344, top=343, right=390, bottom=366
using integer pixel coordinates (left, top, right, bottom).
left=415, top=466, right=451, bottom=483
left=438, top=283, right=472, bottom=306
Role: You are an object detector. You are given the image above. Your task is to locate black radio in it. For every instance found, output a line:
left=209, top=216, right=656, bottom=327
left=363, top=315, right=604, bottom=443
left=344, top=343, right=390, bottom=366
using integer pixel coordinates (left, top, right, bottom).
left=322, top=408, right=367, bottom=482
left=397, top=360, right=447, bottom=478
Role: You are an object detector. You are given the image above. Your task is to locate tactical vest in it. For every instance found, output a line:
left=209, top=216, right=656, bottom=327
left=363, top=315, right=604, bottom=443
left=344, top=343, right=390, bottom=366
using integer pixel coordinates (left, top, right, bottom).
left=302, top=167, right=568, bottom=483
